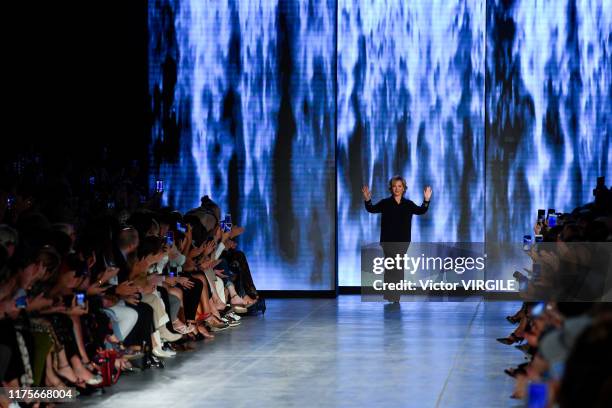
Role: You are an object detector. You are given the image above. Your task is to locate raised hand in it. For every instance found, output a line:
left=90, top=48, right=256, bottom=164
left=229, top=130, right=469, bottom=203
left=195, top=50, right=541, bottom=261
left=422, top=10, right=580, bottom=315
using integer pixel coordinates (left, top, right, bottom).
left=176, top=276, right=194, bottom=289
left=188, top=242, right=206, bottom=259
left=116, top=280, right=139, bottom=297
left=423, top=186, right=432, bottom=201
left=229, top=225, right=245, bottom=239
left=362, top=185, right=372, bottom=201
left=203, top=239, right=216, bottom=256
left=99, top=266, right=119, bottom=284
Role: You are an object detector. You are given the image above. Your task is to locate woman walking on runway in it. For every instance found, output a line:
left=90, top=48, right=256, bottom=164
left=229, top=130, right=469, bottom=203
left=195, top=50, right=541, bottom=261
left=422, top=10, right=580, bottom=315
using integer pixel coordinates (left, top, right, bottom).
left=362, top=176, right=432, bottom=302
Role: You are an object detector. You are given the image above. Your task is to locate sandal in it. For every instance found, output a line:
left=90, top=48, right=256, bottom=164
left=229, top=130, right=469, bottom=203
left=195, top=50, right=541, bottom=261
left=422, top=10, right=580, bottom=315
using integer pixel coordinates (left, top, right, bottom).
left=230, top=294, right=245, bottom=306
left=56, top=364, right=79, bottom=384
left=82, top=359, right=101, bottom=374
left=173, top=320, right=195, bottom=334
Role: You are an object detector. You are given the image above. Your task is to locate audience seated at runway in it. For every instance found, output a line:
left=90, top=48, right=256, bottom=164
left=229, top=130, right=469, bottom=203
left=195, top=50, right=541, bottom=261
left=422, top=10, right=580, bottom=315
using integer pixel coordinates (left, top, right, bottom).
left=0, top=159, right=262, bottom=402
left=497, top=180, right=612, bottom=405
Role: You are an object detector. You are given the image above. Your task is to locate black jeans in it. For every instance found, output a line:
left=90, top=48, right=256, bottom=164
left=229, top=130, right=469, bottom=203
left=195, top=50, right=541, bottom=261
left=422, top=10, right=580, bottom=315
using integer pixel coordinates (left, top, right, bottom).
left=381, top=243, right=410, bottom=301
left=124, top=302, right=154, bottom=349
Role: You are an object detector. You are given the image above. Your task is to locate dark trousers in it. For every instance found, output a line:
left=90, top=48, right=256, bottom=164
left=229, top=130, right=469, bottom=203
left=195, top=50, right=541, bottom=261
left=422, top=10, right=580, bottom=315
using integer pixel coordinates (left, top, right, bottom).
left=381, top=243, right=410, bottom=301
left=180, top=277, right=203, bottom=320
left=225, top=249, right=258, bottom=298
left=124, top=302, right=154, bottom=349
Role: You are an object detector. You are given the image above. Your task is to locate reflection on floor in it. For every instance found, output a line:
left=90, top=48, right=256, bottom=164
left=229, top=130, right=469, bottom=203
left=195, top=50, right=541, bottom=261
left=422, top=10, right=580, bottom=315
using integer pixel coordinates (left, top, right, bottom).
left=79, top=296, right=522, bottom=408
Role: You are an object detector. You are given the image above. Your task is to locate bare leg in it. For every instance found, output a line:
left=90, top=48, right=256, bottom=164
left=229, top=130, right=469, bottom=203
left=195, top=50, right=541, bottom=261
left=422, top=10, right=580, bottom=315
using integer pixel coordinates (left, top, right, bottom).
left=56, top=349, right=78, bottom=383
left=44, top=352, right=65, bottom=387
left=227, top=284, right=245, bottom=306
left=191, top=274, right=212, bottom=314
left=70, top=354, right=94, bottom=382
left=70, top=316, right=90, bottom=363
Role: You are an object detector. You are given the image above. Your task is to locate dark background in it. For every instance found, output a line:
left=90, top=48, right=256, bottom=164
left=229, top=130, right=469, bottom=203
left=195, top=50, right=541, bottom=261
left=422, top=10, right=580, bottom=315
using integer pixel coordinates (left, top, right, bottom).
left=3, top=1, right=148, bottom=169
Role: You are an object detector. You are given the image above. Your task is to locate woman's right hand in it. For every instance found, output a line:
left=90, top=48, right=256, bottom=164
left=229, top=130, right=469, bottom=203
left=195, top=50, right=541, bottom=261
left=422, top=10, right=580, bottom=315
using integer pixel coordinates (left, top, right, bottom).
left=362, top=185, right=372, bottom=201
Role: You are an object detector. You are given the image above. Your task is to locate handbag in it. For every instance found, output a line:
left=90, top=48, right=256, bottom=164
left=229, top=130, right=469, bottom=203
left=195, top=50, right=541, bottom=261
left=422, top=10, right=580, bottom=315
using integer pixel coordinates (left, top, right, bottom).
left=95, top=349, right=121, bottom=387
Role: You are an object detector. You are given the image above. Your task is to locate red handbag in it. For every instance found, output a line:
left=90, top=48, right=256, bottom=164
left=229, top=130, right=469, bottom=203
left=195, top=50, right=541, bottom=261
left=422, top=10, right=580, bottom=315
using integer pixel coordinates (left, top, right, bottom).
left=95, top=349, right=121, bottom=387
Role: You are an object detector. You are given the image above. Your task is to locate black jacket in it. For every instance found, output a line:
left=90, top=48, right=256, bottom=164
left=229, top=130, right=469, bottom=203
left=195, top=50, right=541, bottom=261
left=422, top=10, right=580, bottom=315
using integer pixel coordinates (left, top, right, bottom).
left=365, top=196, right=429, bottom=243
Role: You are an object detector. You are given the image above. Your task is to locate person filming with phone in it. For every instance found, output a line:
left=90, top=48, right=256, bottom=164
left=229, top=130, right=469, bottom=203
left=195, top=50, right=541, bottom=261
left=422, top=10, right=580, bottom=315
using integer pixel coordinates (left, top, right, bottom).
left=362, top=176, right=432, bottom=302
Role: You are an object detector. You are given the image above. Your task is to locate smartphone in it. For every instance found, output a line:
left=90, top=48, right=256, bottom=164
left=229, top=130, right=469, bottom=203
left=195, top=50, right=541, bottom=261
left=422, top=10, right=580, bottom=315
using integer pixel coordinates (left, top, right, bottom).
left=176, top=222, right=186, bottom=234
left=547, top=213, right=557, bottom=228
left=155, top=179, right=164, bottom=193
left=537, top=209, right=545, bottom=223
left=531, top=302, right=545, bottom=318
left=168, top=271, right=175, bottom=278
left=523, top=235, right=532, bottom=251
left=76, top=292, right=86, bottom=308
left=535, top=235, right=544, bottom=243
left=528, top=382, right=547, bottom=408
left=107, top=201, right=115, bottom=209
left=15, top=295, right=27, bottom=309
left=89, top=176, right=96, bottom=186
left=166, top=231, right=174, bottom=247
left=6, top=195, right=15, bottom=210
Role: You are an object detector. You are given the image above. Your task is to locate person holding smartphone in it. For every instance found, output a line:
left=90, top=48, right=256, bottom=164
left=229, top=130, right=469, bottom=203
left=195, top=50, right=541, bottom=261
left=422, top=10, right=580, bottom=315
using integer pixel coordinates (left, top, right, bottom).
left=362, top=176, right=432, bottom=302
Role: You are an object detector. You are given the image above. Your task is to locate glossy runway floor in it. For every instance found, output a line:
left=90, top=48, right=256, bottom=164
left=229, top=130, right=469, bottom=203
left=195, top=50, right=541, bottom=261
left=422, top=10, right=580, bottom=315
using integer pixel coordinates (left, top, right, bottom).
left=79, top=296, right=524, bottom=408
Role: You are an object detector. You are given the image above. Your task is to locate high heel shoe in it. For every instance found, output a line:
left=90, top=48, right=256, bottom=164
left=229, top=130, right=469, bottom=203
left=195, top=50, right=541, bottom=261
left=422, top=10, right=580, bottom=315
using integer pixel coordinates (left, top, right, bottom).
left=505, top=315, right=520, bottom=324
left=496, top=333, right=524, bottom=345
left=56, top=364, right=79, bottom=384
left=143, top=354, right=164, bottom=369
left=84, top=374, right=104, bottom=386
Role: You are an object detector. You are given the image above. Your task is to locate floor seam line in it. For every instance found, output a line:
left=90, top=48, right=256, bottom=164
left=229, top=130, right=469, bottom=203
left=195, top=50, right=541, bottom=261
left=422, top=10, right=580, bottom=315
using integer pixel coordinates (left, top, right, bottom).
left=434, top=300, right=482, bottom=408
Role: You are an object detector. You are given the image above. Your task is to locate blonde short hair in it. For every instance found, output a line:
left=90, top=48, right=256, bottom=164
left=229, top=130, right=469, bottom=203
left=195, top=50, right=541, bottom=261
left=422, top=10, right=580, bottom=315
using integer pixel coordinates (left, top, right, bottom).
left=388, top=175, right=407, bottom=194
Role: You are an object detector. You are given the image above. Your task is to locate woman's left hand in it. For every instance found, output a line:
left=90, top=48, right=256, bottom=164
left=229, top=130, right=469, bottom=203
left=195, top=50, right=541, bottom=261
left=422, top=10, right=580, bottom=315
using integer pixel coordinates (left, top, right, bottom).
left=423, top=186, right=432, bottom=201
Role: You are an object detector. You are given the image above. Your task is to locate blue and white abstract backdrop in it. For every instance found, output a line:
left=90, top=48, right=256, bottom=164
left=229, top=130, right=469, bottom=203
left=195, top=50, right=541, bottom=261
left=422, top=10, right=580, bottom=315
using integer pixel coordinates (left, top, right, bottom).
left=337, top=0, right=486, bottom=285
left=148, top=0, right=336, bottom=290
left=148, top=0, right=611, bottom=289
left=486, top=0, right=612, bottom=244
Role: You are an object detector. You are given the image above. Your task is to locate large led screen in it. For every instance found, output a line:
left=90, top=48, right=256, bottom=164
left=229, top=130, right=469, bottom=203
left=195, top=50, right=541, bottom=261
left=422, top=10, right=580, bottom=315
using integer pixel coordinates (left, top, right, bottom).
left=148, top=0, right=336, bottom=290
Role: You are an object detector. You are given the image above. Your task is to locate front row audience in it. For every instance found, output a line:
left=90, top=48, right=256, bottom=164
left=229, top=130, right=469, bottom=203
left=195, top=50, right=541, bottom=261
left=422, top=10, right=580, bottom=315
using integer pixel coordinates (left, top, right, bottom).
left=497, top=188, right=611, bottom=407
left=0, top=194, right=261, bottom=404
